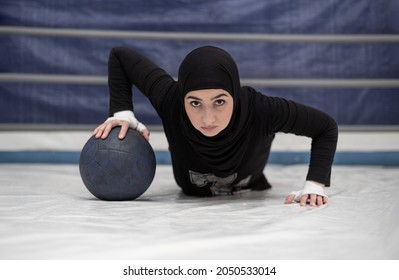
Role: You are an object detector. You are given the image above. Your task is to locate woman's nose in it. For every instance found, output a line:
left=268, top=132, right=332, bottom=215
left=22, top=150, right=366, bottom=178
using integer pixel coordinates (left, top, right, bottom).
left=201, top=107, right=215, bottom=125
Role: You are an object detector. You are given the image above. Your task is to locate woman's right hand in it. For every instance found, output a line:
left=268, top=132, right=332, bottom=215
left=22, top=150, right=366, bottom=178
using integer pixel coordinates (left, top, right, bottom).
left=92, top=118, right=128, bottom=139
left=92, top=111, right=150, bottom=141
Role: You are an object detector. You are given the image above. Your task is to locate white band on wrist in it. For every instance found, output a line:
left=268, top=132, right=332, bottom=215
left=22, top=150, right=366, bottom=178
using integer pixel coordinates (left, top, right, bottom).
left=106, top=110, right=147, bottom=133
left=112, top=110, right=139, bottom=129
left=302, top=181, right=326, bottom=196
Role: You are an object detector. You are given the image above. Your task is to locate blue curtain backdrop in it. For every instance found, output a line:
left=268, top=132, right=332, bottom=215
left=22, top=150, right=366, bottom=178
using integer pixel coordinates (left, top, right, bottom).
left=1, top=0, right=398, bottom=125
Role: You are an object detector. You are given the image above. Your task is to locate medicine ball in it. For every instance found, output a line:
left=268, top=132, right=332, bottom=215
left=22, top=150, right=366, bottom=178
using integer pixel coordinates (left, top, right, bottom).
left=79, top=127, right=156, bottom=201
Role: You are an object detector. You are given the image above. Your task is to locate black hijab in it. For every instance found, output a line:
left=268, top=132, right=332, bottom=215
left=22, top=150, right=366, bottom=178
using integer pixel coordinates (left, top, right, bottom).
left=178, top=46, right=255, bottom=176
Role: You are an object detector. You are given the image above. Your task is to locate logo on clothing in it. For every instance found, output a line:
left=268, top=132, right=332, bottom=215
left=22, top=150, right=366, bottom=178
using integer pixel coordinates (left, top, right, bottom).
left=189, top=170, right=251, bottom=195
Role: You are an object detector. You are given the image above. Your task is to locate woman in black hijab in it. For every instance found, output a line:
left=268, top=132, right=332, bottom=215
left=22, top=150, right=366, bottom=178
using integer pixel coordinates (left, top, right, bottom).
left=93, top=46, right=338, bottom=207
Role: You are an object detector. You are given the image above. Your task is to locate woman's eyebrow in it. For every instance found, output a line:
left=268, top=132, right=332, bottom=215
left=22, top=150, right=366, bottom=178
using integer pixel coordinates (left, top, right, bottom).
left=186, top=96, right=202, bottom=101
left=186, top=93, right=228, bottom=101
left=211, top=93, right=228, bottom=100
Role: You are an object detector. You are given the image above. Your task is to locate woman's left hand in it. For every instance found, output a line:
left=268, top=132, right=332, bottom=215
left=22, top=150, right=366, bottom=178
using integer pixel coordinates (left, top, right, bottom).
left=284, top=181, right=328, bottom=207
left=284, top=193, right=328, bottom=207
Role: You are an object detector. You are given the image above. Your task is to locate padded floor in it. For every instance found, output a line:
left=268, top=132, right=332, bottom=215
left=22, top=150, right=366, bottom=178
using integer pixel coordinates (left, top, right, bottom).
left=1, top=164, right=398, bottom=259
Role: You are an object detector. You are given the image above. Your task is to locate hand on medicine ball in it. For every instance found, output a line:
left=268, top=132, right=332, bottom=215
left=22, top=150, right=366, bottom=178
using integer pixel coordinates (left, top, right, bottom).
left=93, top=119, right=150, bottom=141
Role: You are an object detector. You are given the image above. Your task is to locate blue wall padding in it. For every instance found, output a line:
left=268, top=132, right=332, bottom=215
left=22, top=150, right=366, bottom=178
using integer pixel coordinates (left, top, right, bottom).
left=1, top=0, right=398, bottom=125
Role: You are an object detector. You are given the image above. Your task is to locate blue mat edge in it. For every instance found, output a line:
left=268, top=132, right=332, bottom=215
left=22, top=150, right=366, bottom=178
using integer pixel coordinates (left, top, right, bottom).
left=1, top=151, right=398, bottom=166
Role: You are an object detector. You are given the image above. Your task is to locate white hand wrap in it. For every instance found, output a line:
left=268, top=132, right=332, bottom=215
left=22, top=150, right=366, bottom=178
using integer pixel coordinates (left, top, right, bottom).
left=107, top=110, right=147, bottom=133
left=289, top=181, right=327, bottom=202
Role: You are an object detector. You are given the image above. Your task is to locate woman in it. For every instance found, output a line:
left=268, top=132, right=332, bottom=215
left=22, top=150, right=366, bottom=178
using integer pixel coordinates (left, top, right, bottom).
left=93, top=46, right=338, bottom=207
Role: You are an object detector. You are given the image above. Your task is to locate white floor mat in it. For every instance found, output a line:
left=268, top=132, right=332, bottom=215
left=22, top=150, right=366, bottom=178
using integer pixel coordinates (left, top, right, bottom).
left=1, top=164, right=398, bottom=260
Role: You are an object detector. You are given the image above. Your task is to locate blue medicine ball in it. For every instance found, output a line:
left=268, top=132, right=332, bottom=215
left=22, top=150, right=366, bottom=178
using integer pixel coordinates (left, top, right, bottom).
left=79, top=127, right=156, bottom=201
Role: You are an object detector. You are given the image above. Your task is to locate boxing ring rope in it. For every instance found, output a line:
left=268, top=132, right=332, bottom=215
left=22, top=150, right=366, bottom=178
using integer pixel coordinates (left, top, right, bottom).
left=2, top=25, right=399, bottom=87
left=1, top=26, right=399, bottom=88
left=1, top=73, right=399, bottom=88
left=1, top=26, right=398, bottom=131
left=2, top=26, right=399, bottom=43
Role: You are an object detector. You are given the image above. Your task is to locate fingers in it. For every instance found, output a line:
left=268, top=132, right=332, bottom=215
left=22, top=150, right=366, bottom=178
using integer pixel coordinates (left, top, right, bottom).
left=300, top=194, right=309, bottom=207
left=141, top=128, right=150, bottom=142
left=92, top=119, right=125, bottom=139
left=92, top=119, right=150, bottom=141
left=118, top=122, right=129, bottom=139
left=317, top=195, right=325, bottom=206
left=309, top=194, right=317, bottom=207
left=93, top=124, right=106, bottom=139
left=284, top=194, right=296, bottom=204
left=101, top=122, right=114, bottom=139
left=297, top=194, right=328, bottom=207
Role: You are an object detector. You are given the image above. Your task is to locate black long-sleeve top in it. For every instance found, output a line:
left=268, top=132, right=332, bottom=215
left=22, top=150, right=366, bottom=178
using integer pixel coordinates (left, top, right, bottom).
left=107, top=47, right=338, bottom=196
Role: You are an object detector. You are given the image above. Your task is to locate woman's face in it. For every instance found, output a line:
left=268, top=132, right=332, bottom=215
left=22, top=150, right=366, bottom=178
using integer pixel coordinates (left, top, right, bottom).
left=184, top=89, right=234, bottom=137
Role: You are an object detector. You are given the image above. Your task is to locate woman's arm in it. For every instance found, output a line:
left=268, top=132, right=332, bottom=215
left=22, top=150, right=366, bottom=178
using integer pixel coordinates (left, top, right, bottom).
left=93, top=47, right=175, bottom=140
left=108, top=46, right=175, bottom=116
left=270, top=97, right=338, bottom=186
left=268, top=96, right=338, bottom=206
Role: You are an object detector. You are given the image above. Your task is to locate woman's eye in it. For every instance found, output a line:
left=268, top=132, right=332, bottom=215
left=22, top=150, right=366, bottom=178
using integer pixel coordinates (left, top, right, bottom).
left=214, top=99, right=225, bottom=106
left=190, top=101, right=201, bottom=107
